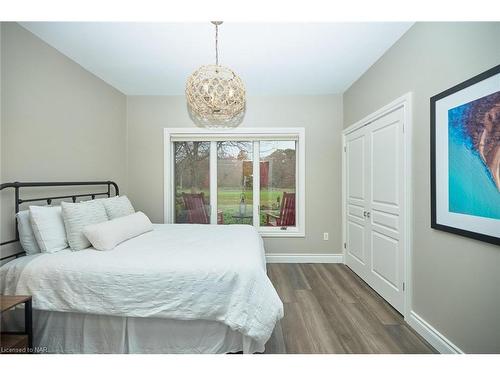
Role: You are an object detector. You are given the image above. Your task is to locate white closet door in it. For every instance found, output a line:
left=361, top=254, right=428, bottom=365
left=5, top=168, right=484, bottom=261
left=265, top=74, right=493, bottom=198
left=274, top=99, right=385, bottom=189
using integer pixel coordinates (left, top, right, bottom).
left=366, top=107, right=405, bottom=312
left=345, top=128, right=369, bottom=279
left=345, top=107, right=405, bottom=313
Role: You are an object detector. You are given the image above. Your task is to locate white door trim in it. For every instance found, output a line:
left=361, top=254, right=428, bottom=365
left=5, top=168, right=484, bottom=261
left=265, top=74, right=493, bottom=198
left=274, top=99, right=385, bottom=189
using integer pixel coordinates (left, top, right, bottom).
left=342, top=92, right=413, bottom=319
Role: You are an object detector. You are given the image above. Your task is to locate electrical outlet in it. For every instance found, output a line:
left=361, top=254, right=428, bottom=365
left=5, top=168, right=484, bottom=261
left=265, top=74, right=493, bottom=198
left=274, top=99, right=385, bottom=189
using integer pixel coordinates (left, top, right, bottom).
left=323, top=232, right=329, bottom=241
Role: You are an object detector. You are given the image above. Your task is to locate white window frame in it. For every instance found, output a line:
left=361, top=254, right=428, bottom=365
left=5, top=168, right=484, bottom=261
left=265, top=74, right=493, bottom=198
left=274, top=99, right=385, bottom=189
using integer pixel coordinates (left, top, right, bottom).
left=164, top=127, right=305, bottom=237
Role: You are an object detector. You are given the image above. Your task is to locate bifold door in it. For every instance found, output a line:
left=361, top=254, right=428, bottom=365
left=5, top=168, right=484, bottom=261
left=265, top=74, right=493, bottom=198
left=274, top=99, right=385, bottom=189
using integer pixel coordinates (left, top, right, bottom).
left=345, top=107, right=405, bottom=313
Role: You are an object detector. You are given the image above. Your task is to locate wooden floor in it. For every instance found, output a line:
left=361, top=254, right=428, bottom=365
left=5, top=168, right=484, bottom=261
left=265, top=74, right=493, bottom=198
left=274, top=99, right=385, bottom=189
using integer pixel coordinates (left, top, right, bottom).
left=264, top=264, right=436, bottom=354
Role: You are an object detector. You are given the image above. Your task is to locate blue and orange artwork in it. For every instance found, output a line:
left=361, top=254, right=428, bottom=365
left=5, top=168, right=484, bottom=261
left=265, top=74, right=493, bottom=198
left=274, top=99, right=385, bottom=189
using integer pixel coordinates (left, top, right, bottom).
left=448, top=91, right=500, bottom=220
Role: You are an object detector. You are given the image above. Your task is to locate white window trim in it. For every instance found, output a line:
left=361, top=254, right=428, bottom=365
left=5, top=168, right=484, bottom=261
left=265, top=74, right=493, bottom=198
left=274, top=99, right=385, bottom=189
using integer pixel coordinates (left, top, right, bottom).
left=164, top=127, right=305, bottom=237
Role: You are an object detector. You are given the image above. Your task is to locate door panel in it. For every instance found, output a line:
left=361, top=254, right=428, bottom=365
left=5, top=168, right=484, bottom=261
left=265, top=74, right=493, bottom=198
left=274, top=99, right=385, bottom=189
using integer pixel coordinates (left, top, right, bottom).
left=371, top=119, right=400, bottom=207
left=347, top=136, right=365, bottom=202
left=348, top=204, right=365, bottom=220
left=371, top=231, right=399, bottom=289
left=371, top=209, right=399, bottom=232
left=344, top=107, right=405, bottom=314
left=347, top=221, right=365, bottom=265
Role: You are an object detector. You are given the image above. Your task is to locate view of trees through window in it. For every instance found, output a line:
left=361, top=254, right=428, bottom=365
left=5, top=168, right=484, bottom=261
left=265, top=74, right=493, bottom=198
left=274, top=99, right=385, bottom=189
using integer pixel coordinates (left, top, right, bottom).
left=260, top=141, right=296, bottom=227
left=174, top=140, right=296, bottom=227
left=174, top=141, right=210, bottom=224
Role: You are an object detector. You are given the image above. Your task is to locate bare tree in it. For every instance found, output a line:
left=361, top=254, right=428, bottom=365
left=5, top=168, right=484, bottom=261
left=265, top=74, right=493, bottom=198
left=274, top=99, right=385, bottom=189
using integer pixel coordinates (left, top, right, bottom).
left=175, top=142, right=210, bottom=192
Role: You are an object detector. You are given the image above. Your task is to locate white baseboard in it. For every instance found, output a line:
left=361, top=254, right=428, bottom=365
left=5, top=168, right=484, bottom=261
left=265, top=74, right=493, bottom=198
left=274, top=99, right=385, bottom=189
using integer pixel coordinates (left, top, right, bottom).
left=407, top=311, right=463, bottom=354
left=265, top=253, right=344, bottom=263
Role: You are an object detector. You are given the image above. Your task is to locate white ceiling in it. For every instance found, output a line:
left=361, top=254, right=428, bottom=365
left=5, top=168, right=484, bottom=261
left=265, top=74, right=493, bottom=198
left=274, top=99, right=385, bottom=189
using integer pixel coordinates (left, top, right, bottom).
left=20, top=22, right=413, bottom=95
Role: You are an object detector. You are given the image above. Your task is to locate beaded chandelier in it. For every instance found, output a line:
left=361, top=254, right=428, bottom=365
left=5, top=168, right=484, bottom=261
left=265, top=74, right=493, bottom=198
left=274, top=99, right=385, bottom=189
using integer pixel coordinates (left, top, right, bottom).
left=186, top=21, right=246, bottom=128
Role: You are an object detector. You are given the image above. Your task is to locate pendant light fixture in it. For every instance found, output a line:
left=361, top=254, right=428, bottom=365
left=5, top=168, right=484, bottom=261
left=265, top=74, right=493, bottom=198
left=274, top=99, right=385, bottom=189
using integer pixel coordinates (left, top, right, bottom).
left=186, top=21, right=246, bottom=128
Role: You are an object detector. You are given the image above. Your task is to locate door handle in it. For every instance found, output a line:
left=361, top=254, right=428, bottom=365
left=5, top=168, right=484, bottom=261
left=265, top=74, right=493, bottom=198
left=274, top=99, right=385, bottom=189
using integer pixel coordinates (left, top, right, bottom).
left=363, top=211, right=371, bottom=218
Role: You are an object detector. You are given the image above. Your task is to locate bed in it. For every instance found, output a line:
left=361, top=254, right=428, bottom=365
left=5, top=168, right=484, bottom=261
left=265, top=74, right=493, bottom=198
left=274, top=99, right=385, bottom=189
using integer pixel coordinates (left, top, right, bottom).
left=0, top=181, right=283, bottom=353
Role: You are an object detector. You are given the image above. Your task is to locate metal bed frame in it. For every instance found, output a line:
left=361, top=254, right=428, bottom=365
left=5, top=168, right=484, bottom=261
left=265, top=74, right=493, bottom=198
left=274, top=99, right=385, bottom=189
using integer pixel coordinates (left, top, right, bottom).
left=0, top=181, right=119, bottom=261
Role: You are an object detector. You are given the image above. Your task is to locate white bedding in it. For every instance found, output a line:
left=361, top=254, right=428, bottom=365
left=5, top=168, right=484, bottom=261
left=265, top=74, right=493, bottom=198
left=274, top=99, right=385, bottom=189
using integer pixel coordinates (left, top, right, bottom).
left=0, top=224, right=283, bottom=350
left=2, top=309, right=263, bottom=353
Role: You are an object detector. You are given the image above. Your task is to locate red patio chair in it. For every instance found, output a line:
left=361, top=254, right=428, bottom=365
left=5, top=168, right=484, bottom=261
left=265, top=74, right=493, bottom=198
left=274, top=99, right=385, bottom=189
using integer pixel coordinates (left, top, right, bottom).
left=182, top=193, right=224, bottom=224
left=265, top=192, right=295, bottom=227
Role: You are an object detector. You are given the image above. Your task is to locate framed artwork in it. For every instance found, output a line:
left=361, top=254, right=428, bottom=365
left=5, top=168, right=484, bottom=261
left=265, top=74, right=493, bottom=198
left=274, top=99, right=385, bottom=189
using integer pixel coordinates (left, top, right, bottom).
left=431, top=64, right=500, bottom=246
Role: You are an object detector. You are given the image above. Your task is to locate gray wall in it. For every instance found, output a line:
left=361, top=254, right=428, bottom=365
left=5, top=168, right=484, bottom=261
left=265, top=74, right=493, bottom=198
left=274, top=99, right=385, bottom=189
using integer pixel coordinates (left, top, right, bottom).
left=0, top=23, right=127, bottom=258
left=343, top=22, right=500, bottom=353
left=126, top=95, right=343, bottom=254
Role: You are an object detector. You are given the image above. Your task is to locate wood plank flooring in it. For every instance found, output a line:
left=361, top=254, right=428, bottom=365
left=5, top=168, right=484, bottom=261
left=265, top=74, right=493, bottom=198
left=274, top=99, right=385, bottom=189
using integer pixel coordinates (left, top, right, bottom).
left=264, top=264, right=436, bottom=354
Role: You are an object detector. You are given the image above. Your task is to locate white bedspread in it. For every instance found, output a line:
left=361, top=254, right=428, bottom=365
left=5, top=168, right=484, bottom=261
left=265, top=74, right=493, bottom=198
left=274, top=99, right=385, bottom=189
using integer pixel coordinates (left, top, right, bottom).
left=0, top=224, right=283, bottom=347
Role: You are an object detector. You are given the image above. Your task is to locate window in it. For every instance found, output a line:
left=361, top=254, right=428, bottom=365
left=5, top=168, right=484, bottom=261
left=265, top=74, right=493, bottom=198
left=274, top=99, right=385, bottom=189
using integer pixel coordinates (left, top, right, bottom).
left=217, top=141, right=254, bottom=225
left=165, top=128, right=305, bottom=237
left=173, top=141, right=210, bottom=224
left=259, top=141, right=297, bottom=228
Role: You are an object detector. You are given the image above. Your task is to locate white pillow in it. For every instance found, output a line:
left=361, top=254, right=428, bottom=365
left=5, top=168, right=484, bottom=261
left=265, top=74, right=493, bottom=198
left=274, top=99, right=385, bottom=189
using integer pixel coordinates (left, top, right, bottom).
left=29, top=206, right=68, bottom=253
left=83, top=211, right=153, bottom=251
left=16, top=210, right=41, bottom=255
left=102, top=195, right=135, bottom=220
left=61, top=200, right=108, bottom=251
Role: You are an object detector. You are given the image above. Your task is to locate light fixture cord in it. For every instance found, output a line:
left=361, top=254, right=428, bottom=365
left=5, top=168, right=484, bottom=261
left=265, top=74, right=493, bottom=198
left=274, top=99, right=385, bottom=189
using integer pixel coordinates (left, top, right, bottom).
left=215, top=23, right=219, bottom=66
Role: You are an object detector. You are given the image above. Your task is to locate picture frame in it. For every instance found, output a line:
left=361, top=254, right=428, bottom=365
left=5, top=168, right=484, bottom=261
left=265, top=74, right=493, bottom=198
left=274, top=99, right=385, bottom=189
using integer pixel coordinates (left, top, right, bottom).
left=430, top=64, right=500, bottom=246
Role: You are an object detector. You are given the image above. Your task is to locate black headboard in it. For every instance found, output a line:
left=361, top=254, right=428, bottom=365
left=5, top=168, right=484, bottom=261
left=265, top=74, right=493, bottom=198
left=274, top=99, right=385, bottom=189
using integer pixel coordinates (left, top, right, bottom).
left=0, top=181, right=119, bottom=261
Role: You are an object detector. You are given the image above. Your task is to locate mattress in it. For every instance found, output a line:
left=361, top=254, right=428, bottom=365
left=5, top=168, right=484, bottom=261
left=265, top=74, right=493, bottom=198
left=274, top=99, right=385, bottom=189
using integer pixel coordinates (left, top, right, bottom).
left=0, top=224, right=283, bottom=352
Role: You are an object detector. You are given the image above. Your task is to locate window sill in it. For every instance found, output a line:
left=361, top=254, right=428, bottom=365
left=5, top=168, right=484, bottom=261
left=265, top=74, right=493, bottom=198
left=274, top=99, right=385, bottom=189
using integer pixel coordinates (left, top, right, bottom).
left=259, top=230, right=305, bottom=238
